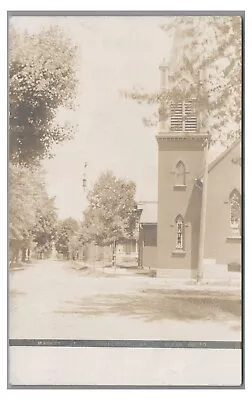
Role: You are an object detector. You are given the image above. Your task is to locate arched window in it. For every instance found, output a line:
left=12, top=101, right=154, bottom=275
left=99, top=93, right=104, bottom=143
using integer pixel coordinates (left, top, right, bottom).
left=175, top=161, right=186, bottom=186
left=175, top=215, right=185, bottom=250
left=229, top=189, right=241, bottom=235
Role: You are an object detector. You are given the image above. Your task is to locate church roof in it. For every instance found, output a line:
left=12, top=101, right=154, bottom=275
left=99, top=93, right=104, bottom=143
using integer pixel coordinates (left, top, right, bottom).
left=164, top=26, right=198, bottom=89
left=197, top=137, right=241, bottom=184
left=168, top=27, right=187, bottom=76
left=207, top=137, right=241, bottom=174
left=138, top=201, right=158, bottom=224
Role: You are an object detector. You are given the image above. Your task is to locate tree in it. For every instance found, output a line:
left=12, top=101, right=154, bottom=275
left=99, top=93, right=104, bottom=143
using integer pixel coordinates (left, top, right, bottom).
left=9, top=24, right=79, bottom=264
left=123, top=16, right=242, bottom=147
left=32, top=195, right=58, bottom=258
left=9, top=24, right=79, bottom=165
left=9, top=164, right=36, bottom=243
left=68, top=231, right=84, bottom=261
left=84, top=171, right=138, bottom=267
left=9, top=164, right=50, bottom=264
left=55, top=218, right=79, bottom=259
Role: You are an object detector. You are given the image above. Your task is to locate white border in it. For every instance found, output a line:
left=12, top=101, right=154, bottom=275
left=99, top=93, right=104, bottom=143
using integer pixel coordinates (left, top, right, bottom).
left=0, top=0, right=249, bottom=11
left=1, top=2, right=250, bottom=399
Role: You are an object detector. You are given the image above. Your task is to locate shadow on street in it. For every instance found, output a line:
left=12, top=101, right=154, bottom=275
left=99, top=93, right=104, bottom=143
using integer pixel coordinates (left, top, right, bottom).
left=57, top=288, right=241, bottom=326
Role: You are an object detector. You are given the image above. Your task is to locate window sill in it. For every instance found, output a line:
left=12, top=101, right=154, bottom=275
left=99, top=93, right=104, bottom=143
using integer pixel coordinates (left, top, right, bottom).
left=172, top=250, right=186, bottom=257
left=226, top=236, right=241, bottom=243
left=228, top=262, right=241, bottom=272
left=173, top=185, right=187, bottom=191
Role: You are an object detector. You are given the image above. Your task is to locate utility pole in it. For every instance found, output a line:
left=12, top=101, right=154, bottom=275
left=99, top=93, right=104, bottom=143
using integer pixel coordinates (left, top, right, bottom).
left=82, top=162, right=88, bottom=263
left=197, top=139, right=209, bottom=283
left=197, top=69, right=209, bottom=283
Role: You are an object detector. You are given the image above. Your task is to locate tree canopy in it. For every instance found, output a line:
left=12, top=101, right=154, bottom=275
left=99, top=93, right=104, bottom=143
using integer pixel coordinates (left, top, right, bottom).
left=9, top=24, right=79, bottom=165
left=123, top=16, right=242, bottom=147
left=9, top=163, right=45, bottom=242
left=32, top=195, right=58, bottom=254
left=55, top=218, right=79, bottom=258
left=83, top=171, right=138, bottom=247
left=9, top=24, right=80, bottom=263
left=9, top=163, right=58, bottom=262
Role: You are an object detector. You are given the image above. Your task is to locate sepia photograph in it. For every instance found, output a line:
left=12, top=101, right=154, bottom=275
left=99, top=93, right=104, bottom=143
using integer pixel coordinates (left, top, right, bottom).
left=8, top=12, right=243, bottom=387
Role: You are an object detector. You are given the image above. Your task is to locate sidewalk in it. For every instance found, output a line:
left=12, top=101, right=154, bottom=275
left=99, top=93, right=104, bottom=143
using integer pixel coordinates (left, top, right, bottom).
left=69, top=261, right=241, bottom=294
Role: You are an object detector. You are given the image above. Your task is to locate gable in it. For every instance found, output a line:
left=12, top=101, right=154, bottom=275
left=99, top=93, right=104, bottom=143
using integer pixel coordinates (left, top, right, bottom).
left=197, top=138, right=241, bottom=186
left=138, top=201, right=158, bottom=224
left=208, top=138, right=241, bottom=175
left=207, top=139, right=241, bottom=202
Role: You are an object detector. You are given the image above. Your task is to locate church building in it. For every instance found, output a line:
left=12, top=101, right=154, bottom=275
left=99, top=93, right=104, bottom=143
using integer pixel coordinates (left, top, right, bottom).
left=138, top=52, right=242, bottom=281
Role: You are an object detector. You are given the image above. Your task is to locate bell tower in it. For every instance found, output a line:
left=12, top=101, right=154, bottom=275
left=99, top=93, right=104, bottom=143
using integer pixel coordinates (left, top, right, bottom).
left=156, top=49, right=209, bottom=278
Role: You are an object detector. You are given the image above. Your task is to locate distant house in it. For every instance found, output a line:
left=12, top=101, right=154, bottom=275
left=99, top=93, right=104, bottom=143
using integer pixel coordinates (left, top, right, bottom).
left=116, top=239, right=138, bottom=265
left=138, top=201, right=158, bottom=269
left=83, top=239, right=138, bottom=267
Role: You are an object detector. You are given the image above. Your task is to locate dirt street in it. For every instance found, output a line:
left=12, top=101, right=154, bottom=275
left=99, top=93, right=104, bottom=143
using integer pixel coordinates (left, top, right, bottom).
left=9, top=260, right=241, bottom=341
left=9, top=260, right=242, bottom=386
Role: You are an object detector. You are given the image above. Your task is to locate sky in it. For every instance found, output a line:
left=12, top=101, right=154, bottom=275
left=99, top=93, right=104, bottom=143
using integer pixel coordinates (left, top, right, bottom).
left=11, top=16, right=224, bottom=220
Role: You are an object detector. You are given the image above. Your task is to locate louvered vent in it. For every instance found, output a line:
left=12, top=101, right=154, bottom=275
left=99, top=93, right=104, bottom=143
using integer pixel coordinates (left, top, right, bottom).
left=170, top=102, right=183, bottom=132
left=170, top=99, right=197, bottom=132
left=184, top=99, right=197, bottom=132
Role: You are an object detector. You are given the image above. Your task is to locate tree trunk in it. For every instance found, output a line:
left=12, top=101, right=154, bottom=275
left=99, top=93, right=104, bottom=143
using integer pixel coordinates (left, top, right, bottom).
left=10, top=249, right=16, bottom=267
left=112, top=240, right=116, bottom=268
left=137, top=239, right=143, bottom=269
left=12, top=247, right=19, bottom=265
left=21, top=248, right=26, bottom=263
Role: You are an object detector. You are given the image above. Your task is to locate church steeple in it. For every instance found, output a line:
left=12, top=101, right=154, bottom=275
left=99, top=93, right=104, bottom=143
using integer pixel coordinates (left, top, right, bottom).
left=168, top=26, right=186, bottom=76
left=156, top=34, right=209, bottom=275
left=157, top=22, right=210, bottom=136
left=158, top=27, right=205, bottom=135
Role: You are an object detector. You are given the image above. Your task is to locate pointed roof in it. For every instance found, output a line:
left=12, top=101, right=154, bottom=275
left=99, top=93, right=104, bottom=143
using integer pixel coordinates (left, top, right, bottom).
left=167, top=27, right=197, bottom=88
left=168, top=27, right=185, bottom=75
left=207, top=137, right=241, bottom=174
left=138, top=201, right=158, bottom=224
left=197, top=137, right=241, bottom=186
left=159, top=58, right=168, bottom=70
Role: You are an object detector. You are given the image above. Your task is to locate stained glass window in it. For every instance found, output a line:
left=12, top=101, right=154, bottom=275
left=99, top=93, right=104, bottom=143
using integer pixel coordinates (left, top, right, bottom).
left=229, top=189, right=241, bottom=235
left=176, top=215, right=185, bottom=250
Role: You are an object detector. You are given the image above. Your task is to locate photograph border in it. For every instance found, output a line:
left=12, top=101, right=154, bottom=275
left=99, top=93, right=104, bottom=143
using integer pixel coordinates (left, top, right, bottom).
left=7, top=9, right=245, bottom=390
